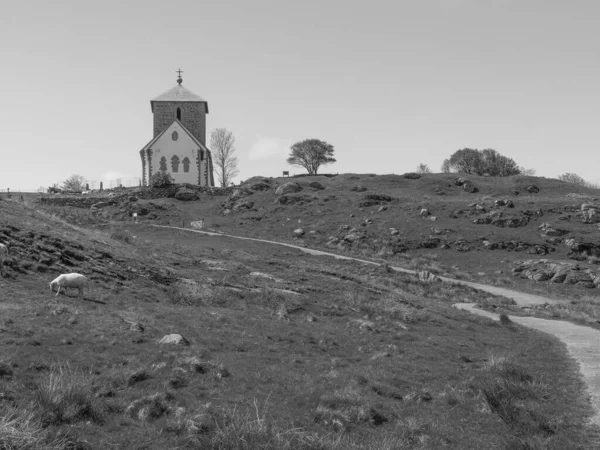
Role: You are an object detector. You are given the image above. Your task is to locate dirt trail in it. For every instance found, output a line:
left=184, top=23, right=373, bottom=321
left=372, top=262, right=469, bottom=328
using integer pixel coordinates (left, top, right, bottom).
left=155, top=225, right=600, bottom=424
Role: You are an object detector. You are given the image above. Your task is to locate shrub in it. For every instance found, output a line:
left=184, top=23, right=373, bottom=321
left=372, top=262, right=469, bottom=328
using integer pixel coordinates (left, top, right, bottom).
left=151, top=172, right=174, bottom=188
left=109, top=227, right=133, bottom=243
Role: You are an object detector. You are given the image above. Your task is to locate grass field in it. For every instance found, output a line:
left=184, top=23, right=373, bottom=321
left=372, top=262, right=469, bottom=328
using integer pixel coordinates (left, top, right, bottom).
left=1, top=194, right=600, bottom=449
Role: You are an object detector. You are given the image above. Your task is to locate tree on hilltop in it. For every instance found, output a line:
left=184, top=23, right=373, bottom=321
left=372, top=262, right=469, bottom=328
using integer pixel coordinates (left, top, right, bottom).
left=446, top=148, right=521, bottom=176
left=61, top=174, right=86, bottom=192
left=210, top=128, right=239, bottom=187
left=416, top=163, right=431, bottom=174
left=287, top=139, right=336, bottom=175
left=558, top=173, right=589, bottom=186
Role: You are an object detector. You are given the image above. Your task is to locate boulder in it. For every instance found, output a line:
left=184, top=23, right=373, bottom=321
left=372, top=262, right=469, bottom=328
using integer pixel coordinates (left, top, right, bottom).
left=275, top=182, right=303, bottom=196
left=420, top=208, right=430, bottom=217
left=344, top=232, right=365, bottom=242
left=403, top=172, right=421, bottom=179
left=378, top=205, right=388, bottom=212
left=158, top=334, right=189, bottom=345
left=462, top=181, right=477, bottom=193
left=308, top=181, right=324, bottom=190
left=230, top=188, right=253, bottom=201
left=420, top=238, right=440, bottom=248
left=525, top=185, right=539, bottom=194
left=175, top=188, right=198, bottom=201
left=389, top=228, right=399, bottom=236
left=293, top=228, right=305, bottom=237
left=351, top=185, right=367, bottom=192
left=248, top=182, right=270, bottom=191
left=233, top=200, right=254, bottom=213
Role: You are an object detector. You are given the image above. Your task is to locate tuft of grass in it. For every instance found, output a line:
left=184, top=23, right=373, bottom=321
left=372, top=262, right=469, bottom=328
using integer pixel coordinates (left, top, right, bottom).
left=477, top=353, right=553, bottom=440
left=109, top=226, right=133, bottom=243
left=35, top=363, right=104, bottom=426
left=0, top=403, right=72, bottom=450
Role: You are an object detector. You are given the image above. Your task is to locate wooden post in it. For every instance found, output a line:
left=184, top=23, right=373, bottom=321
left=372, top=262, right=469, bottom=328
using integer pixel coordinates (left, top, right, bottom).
left=100, top=182, right=103, bottom=190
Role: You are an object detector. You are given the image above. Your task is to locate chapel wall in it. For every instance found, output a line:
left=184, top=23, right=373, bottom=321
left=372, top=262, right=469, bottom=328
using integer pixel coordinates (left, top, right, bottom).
left=153, top=102, right=206, bottom=145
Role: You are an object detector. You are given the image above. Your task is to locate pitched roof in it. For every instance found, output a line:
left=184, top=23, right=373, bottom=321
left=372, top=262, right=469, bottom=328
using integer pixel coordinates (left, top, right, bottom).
left=140, top=119, right=209, bottom=153
left=151, top=84, right=209, bottom=113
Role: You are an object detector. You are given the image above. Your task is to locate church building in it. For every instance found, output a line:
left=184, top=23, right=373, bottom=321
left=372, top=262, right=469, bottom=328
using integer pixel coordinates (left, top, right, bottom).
left=140, top=71, right=215, bottom=186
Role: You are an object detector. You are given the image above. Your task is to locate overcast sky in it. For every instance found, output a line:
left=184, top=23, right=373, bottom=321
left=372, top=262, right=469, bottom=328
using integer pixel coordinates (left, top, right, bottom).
left=1, top=0, right=599, bottom=190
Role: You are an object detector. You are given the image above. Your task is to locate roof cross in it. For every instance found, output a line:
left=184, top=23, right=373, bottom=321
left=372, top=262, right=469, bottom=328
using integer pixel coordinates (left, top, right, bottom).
left=176, top=68, right=183, bottom=85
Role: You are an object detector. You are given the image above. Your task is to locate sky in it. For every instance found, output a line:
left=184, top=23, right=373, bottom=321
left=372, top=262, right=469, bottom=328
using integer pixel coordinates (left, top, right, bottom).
left=1, top=0, right=599, bottom=191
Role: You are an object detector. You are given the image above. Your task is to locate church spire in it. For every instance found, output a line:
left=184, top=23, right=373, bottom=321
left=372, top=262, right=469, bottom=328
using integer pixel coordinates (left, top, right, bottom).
left=176, top=68, right=183, bottom=85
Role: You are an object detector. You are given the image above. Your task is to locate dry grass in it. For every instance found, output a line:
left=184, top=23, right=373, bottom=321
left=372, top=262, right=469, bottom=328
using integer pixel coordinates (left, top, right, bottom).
left=35, top=363, right=104, bottom=426
left=0, top=404, right=72, bottom=450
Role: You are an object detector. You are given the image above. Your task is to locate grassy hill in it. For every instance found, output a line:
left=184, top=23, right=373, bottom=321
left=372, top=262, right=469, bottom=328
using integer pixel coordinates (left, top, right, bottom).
left=1, top=175, right=600, bottom=448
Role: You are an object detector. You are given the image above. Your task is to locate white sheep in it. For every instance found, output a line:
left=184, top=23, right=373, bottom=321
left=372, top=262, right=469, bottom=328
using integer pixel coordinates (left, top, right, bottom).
left=0, top=243, right=7, bottom=276
left=49, top=273, right=90, bottom=298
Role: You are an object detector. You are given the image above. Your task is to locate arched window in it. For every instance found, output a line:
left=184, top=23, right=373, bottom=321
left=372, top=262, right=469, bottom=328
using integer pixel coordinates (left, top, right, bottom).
left=176, top=107, right=181, bottom=121
left=182, top=157, right=190, bottom=173
left=159, top=156, right=167, bottom=172
left=171, top=155, right=180, bottom=172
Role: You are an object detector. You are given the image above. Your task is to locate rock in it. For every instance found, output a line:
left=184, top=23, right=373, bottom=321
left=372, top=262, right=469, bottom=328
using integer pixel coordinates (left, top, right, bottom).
left=222, top=209, right=232, bottom=216
left=344, top=232, right=365, bottom=242
left=430, top=216, right=437, bottom=221
left=420, top=208, right=430, bottom=217
left=248, top=182, right=270, bottom=191
left=293, top=228, right=305, bottom=237
left=233, top=200, right=254, bottom=212
left=475, top=204, right=486, bottom=211
left=418, top=271, right=439, bottom=283
left=230, top=188, right=253, bottom=201
left=403, top=172, right=421, bottom=179
left=90, top=201, right=112, bottom=210
left=351, top=185, right=367, bottom=192
left=582, top=208, right=600, bottom=224
left=364, top=193, right=392, bottom=202
left=525, top=185, right=539, bottom=194
left=462, top=181, right=477, bottom=193
left=389, top=228, right=399, bottom=236
left=175, top=188, right=198, bottom=201
left=581, top=203, right=600, bottom=211
left=308, top=181, right=324, bottom=190
left=158, top=334, right=189, bottom=346
left=420, top=238, right=440, bottom=248
left=275, top=182, right=303, bottom=196
left=495, top=199, right=514, bottom=208
left=378, top=205, right=388, bottom=212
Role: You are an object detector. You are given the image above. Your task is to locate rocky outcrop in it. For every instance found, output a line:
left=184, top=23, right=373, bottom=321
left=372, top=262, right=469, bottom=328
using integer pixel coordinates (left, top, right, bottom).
left=359, top=193, right=393, bottom=207
left=233, top=200, right=254, bottom=213
left=350, top=185, right=367, bottom=192
left=454, top=177, right=478, bottom=193
left=403, top=173, right=421, bottom=179
left=512, top=259, right=600, bottom=289
left=275, top=182, right=303, bottom=196
left=308, top=181, right=324, bottom=190
left=473, top=213, right=530, bottom=228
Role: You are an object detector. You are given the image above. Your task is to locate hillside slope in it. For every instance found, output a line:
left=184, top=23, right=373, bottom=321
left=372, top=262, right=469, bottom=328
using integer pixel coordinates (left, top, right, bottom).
left=1, top=198, right=599, bottom=448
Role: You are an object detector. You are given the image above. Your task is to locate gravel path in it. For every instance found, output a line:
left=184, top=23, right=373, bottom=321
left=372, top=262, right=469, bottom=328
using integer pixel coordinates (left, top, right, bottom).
left=156, top=225, right=600, bottom=423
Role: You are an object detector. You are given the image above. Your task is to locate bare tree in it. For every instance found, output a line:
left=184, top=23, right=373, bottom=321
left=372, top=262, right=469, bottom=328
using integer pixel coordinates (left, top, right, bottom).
left=287, top=139, right=336, bottom=175
left=210, top=128, right=239, bottom=187
left=416, top=163, right=431, bottom=174
left=61, top=174, right=86, bottom=192
left=558, top=172, right=588, bottom=186
left=440, top=159, right=452, bottom=173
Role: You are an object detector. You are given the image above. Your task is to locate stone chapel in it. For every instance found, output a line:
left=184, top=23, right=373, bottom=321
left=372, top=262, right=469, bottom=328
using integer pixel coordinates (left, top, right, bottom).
left=140, top=71, right=215, bottom=187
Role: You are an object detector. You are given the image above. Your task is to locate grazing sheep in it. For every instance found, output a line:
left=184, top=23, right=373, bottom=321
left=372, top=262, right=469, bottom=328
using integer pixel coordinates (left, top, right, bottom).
left=0, top=243, right=7, bottom=276
left=49, top=273, right=89, bottom=298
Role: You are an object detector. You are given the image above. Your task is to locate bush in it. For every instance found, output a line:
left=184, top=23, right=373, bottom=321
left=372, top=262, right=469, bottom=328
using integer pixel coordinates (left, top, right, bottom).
left=109, top=227, right=133, bottom=244
left=151, top=172, right=174, bottom=188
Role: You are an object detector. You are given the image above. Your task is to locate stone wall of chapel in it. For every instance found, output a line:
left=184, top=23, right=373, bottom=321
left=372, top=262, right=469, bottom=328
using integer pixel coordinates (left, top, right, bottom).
left=153, top=102, right=206, bottom=145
